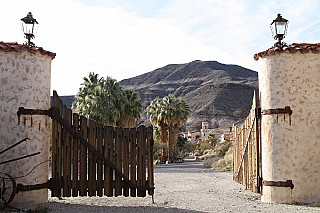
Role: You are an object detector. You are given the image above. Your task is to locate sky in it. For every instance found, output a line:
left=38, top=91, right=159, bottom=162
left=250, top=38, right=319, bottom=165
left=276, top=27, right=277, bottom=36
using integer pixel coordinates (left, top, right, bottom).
left=1, top=0, right=320, bottom=95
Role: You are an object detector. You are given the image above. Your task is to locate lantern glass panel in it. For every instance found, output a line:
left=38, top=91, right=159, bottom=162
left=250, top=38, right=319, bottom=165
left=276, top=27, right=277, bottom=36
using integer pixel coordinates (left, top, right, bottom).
left=276, top=22, right=286, bottom=35
left=23, top=22, right=34, bottom=35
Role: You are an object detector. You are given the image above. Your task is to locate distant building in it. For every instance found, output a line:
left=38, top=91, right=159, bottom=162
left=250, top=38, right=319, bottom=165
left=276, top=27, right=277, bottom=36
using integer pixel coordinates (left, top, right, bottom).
left=183, top=121, right=223, bottom=144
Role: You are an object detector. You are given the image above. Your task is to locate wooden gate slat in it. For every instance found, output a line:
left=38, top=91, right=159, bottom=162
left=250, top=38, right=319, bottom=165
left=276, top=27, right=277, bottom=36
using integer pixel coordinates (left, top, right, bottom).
left=72, top=113, right=79, bottom=196
left=51, top=91, right=61, bottom=197
left=62, top=106, right=72, bottom=197
left=96, top=123, right=103, bottom=197
left=114, top=127, right=123, bottom=196
left=122, top=128, right=130, bottom=197
left=88, top=120, right=97, bottom=196
left=104, top=126, right=114, bottom=196
left=79, top=116, right=88, bottom=196
left=50, top=91, right=154, bottom=199
left=129, top=127, right=137, bottom=197
left=137, top=126, right=146, bottom=197
left=146, top=126, right=154, bottom=196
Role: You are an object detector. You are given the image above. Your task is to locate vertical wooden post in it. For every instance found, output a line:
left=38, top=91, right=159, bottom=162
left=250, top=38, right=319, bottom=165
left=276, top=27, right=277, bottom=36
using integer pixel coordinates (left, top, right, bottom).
left=123, top=128, right=130, bottom=197
left=130, top=127, right=137, bottom=197
left=51, top=91, right=62, bottom=197
left=137, top=126, right=146, bottom=197
left=88, top=120, right=96, bottom=196
left=146, top=126, right=154, bottom=196
left=79, top=116, right=87, bottom=196
left=254, top=90, right=260, bottom=193
left=115, top=127, right=123, bottom=196
left=104, top=126, right=114, bottom=196
left=96, top=123, right=103, bottom=197
left=72, top=113, right=79, bottom=197
left=62, top=106, right=72, bottom=197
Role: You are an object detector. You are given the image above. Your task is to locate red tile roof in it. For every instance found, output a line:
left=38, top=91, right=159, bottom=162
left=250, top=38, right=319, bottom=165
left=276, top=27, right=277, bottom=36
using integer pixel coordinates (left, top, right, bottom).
left=254, top=43, right=320, bottom=61
left=0, top=42, right=56, bottom=59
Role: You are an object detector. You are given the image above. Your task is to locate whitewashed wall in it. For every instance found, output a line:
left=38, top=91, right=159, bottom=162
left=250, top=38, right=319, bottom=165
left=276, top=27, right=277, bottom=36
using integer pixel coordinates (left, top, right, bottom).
left=259, top=52, right=320, bottom=203
left=0, top=49, right=52, bottom=205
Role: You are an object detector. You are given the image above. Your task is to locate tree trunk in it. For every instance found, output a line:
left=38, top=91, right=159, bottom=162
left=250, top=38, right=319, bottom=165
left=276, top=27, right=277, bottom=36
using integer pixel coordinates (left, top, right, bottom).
left=172, top=124, right=179, bottom=160
left=160, top=122, right=168, bottom=160
left=168, top=125, right=174, bottom=162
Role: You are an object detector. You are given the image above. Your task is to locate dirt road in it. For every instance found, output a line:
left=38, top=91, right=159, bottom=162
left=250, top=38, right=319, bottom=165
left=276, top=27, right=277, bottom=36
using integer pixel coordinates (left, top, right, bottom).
left=21, top=157, right=320, bottom=212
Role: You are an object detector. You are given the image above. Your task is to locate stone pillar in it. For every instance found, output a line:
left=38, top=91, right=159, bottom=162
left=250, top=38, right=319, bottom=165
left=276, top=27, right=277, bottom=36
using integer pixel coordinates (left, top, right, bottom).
left=256, top=44, right=320, bottom=204
left=0, top=42, right=55, bottom=205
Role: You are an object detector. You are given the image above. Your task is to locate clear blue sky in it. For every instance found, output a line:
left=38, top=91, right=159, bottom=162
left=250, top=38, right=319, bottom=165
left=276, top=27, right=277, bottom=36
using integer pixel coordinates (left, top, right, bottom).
left=1, top=0, right=320, bottom=95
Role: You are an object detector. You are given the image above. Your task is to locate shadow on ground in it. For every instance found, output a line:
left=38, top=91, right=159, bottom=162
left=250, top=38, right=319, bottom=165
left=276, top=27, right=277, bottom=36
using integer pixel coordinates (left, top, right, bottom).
left=154, top=157, right=208, bottom=173
left=30, top=202, right=206, bottom=213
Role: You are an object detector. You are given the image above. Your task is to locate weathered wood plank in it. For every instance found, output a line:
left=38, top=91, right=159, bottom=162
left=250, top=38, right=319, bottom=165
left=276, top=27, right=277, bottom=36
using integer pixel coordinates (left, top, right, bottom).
left=79, top=116, right=87, bottom=196
left=96, top=123, right=103, bottom=197
left=146, top=126, right=154, bottom=196
left=122, top=128, right=130, bottom=197
left=72, top=113, right=79, bottom=197
left=137, top=126, right=146, bottom=197
left=51, top=91, right=61, bottom=197
left=129, top=127, right=137, bottom=197
left=88, top=120, right=96, bottom=196
left=62, top=106, right=72, bottom=197
left=114, top=127, right=123, bottom=196
left=104, top=126, right=114, bottom=196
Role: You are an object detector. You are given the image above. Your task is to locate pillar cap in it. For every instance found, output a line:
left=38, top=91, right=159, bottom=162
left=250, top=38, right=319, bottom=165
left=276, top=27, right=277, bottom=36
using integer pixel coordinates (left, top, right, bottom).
left=0, top=41, right=56, bottom=60
left=254, top=43, right=320, bottom=61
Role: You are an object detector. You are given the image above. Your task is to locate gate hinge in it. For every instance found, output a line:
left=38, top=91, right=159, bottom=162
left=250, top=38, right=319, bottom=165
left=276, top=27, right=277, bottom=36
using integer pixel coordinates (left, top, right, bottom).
left=17, top=107, right=60, bottom=119
left=16, top=181, right=49, bottom=193
left=262, top=179, right=294, bottom=189
left=261, top=106, right=292, bottom=116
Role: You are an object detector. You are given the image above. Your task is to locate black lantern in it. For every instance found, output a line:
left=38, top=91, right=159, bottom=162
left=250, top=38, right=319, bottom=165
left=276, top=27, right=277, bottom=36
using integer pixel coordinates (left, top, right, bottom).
left=21, top=12, right=39, bottom=46
left=270, top=14, right=288, bottom=47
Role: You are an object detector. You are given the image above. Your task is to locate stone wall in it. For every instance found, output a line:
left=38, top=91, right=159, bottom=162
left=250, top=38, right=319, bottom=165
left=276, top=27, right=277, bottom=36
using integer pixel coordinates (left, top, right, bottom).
left=259, top=51, right=320, bottom=203
left=0, top=48, right=53, bottom=205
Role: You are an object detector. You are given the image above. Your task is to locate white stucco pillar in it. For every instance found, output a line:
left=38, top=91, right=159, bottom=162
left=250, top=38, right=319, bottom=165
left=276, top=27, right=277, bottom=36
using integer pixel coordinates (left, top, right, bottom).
left=0, top=42, right=55, bottom=205
left=256, top=44, right=320, bottom=204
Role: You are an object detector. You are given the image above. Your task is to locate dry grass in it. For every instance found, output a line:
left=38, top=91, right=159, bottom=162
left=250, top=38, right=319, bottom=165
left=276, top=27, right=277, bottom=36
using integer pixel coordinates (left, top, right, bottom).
left=202, top=141, right=233, bottom=171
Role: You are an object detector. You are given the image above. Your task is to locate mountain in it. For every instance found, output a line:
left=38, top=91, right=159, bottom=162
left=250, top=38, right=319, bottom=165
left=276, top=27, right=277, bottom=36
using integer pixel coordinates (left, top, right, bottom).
left=50, top=95, right=75, bottom=108
left=120, top=60, right=258, bottom=130
left=53, top=60, right=258, bottom=131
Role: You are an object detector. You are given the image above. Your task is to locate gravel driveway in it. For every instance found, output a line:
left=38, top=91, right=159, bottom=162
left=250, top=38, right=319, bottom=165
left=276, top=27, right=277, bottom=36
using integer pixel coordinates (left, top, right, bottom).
left=23, top=157, right=320, bottom=212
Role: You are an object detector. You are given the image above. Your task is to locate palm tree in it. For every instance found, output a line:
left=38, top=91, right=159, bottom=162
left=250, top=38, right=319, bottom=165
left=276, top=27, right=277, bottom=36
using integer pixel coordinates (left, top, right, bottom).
left=73, top=73, right=125, bottom=126
left=117, top=89, right=143, bottom=127
left=147, top=97, right=169, bottom=159
left=169, top=98, right=190, bottom=160
left=147, top=95, right=190, bottom=162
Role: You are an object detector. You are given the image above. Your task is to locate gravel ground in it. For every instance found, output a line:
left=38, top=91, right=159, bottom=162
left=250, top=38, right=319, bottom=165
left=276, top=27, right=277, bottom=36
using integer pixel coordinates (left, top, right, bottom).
left=19, top=157, right=320, bottom=213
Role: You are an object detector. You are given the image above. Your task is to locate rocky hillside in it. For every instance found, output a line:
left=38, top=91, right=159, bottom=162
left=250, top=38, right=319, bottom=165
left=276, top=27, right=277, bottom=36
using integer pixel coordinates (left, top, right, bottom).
left=53, top=60, right=258, bottom=130
left=120, top=60, right=258, bottom=130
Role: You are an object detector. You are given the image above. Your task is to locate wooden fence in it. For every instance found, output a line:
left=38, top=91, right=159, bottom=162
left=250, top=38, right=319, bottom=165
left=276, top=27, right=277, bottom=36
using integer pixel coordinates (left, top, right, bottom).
left=51, top=91, right=154, bottom=198
left=232, top=90, right=261, bottom=193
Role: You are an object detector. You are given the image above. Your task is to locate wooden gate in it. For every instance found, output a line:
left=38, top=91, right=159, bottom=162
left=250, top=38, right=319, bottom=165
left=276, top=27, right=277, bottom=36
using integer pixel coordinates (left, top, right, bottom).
left=50, top=91, right=154, bottom=198
left=232, top=90, right=261, bottom=193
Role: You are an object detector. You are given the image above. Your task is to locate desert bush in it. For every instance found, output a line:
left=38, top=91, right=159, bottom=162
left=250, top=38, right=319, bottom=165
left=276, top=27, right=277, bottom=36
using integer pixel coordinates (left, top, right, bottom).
left=198, top=142, right=214, bottom=155
left=216, top=141, right=232, bottom=157
left=203, top=156, right=218, bottom=168
left=212, top=146, right=233, bottom=171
